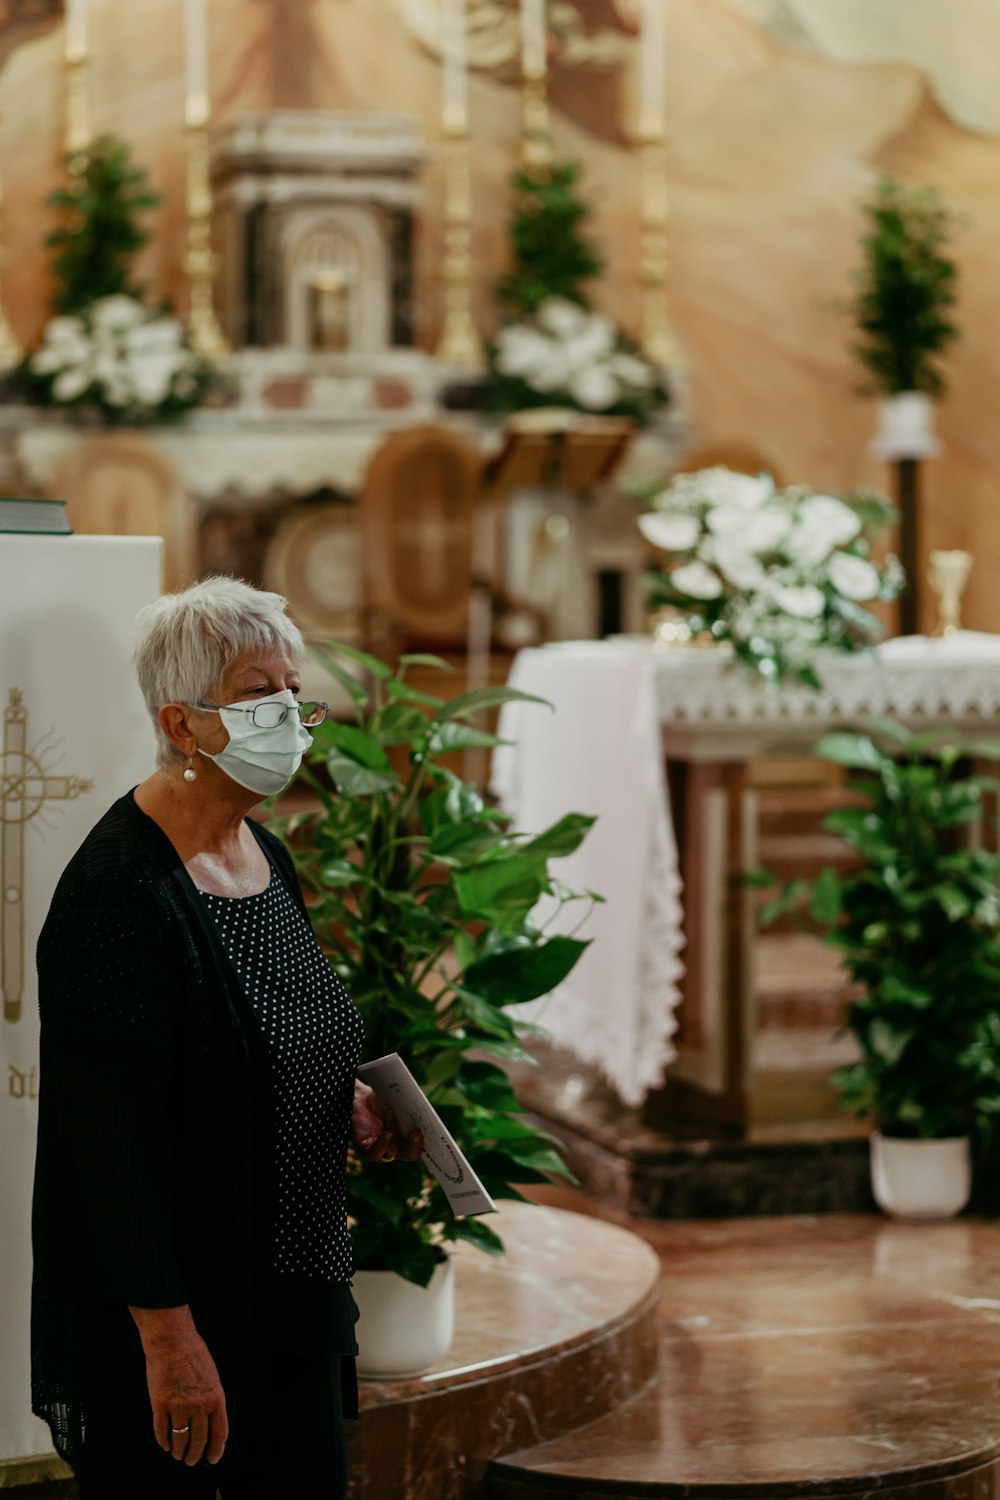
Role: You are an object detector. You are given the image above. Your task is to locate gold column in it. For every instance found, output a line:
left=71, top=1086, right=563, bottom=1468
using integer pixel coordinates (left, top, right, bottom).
left=435, top=106, right=482, bottom=366
left=184, top=95, right=229, bottom=362
left=638, top=115, right=682, bottom=368
left=64, top=28, right=91, bottom=163
left=0, top=148, right=23, bottom=370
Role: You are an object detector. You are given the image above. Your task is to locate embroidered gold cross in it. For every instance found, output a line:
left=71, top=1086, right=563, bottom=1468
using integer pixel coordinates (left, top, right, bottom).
left=2, top=689, right=91, bottom=1023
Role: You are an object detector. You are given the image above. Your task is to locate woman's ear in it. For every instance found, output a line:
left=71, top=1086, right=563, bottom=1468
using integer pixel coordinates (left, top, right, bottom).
left=158, top=702, right=198, bottom=758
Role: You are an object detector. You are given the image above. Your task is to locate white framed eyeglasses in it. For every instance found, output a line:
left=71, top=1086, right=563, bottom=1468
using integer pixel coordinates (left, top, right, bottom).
left=192, top=699, right=328, bottom=729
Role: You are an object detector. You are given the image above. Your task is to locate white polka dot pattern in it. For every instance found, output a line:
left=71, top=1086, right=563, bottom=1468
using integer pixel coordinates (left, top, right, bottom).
left=201, top=874, right=363, bottom=1283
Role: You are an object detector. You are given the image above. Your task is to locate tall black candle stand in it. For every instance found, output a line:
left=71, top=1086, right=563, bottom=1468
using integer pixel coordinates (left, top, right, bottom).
left=894, top=456, right=921, bottom=636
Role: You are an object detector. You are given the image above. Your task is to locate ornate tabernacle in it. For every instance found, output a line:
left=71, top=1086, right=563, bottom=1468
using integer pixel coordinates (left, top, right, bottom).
left=211, top=112, right=425, bottom=353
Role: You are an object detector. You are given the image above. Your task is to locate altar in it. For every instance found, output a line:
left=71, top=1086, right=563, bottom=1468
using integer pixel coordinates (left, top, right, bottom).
left=495, top=632, right=1000, bottom=1132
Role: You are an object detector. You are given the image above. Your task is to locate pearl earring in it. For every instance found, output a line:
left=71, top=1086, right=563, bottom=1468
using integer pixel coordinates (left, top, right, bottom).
left=183, top=756, right=197, bottom=783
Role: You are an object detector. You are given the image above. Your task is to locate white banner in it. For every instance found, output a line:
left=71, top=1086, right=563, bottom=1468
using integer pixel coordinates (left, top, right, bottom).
left=0, top=534, right=163, bottom=1472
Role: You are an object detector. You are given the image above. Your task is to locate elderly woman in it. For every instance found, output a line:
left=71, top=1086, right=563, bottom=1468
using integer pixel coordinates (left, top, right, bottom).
left=32, top=576, right=418, bottom=1499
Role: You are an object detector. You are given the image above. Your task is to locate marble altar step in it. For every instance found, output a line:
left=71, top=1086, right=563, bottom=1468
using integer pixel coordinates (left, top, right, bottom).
left=346, top=1202, right=661, bottom=1500
left=486, top=1212, right=1000, bottom=1500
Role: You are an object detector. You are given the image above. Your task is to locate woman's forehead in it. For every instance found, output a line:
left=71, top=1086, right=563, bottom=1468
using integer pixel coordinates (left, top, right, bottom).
left=224, top=650, right=299, bottom=685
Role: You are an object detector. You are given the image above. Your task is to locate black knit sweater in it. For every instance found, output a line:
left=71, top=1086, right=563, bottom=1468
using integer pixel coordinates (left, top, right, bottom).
left=31, top=791, right=318, bottom=1466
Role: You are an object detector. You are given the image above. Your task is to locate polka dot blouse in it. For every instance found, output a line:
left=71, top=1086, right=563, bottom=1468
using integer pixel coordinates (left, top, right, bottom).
left=201, top=873, right=364, bottom=1284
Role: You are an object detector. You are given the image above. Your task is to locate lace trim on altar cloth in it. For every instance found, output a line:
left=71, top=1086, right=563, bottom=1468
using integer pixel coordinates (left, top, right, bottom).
left=649, top=635, right=1000, bottom=725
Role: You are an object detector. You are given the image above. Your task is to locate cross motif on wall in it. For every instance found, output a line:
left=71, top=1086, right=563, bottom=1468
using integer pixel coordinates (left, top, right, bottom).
left=1, top=688, right=91, bottom=1023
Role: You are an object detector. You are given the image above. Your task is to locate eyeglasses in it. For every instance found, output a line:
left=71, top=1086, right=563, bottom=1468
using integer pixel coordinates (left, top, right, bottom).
left=192, top=699, right=329, bottom=729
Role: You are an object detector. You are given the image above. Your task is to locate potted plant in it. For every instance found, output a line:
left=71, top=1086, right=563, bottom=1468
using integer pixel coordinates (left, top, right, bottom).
left=271, top=646, right=595, bottom=1375
left=763, top=720, right=1000, bottom=1219
left=850, top=176, right=958, bottom=460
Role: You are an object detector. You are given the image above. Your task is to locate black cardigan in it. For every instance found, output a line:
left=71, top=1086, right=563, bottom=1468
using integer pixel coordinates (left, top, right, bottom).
left=32, top=791, right=299, bottom=1466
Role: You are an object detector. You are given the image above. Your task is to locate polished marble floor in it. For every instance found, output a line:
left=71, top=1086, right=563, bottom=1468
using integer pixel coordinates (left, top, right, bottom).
left=493, top=1188, right=1000, bottom=1497
left=14, top=1197, right=1000, bottom=1499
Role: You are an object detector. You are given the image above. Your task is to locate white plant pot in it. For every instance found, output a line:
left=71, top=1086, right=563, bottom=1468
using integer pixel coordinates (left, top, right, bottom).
left=870, top=1132, right=971, bottom=1221
left=352, top=1259, right=455, bottom=1379
left=870, top=392, right=941, bottom=460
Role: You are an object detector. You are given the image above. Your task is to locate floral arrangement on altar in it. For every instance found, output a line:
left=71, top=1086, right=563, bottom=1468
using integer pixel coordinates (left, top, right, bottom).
left=13, top=135, right=221, bottom=425
left=486, top=162, right=669, bottom=427
left=639, top=468, right=903, bottom=687
left=21, top=295, right=214, bottom=425
left=489, top=296, right=668, bottom=425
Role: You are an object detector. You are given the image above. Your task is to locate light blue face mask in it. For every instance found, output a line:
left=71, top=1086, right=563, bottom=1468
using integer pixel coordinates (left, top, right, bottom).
left=199, top=688, right=314, bottom=796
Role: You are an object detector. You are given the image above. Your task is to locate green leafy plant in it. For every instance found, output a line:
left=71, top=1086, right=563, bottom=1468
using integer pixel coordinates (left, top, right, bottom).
left=762, top=721, right=1000, bottom=1139
left=850, top=176, right=959, bottom=397
left=46, top=135, right=162, bottom=315
left=496, top=161, right=603, bottom=319
left=271, top=647, right=597, bottom=1286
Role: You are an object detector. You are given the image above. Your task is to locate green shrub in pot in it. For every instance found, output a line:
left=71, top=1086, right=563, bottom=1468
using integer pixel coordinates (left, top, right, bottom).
left=271, top=646, right=596, bottom=1286
left=761, top=720, right=1000, bottom=1140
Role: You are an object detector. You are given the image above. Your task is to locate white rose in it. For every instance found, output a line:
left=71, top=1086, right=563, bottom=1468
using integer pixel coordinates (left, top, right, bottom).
left=536, top=297, right=589, bottom=339
left=494, top=326, right=553, bottom=379
left=90, top=295, right=145, bottom=331
left=127, top=353, right=176, bottom=405
left=772, top=584, right=826, bottom=618
left=611, top=352, right=655, bottom=389
left=561, top=317, right=616, bottom=366
left=52, top=367, right=92, bottom=401
left=705, top=505, right=790, bottom=555
left=671, top=561, right=724, bottom=600
left=786, top=495, right=862, bottom=567
left=698, top=468, right=773, bottom=511
left=712, top=541, right=766, bottom=590
left=568, top=363, right=619, bottom=410
left=829, top=551, right=880, bottom=601
left=638, top=511, right=701, bottom=551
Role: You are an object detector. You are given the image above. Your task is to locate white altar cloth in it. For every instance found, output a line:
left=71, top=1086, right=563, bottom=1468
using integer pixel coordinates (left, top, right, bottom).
left=492, top=632, right=1000, bottom=1106
left=492, top=645, right=685, bottom=1107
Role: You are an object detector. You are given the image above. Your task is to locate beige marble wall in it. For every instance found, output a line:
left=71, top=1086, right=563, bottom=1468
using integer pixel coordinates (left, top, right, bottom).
left=1, top=0, right=998, bottom=630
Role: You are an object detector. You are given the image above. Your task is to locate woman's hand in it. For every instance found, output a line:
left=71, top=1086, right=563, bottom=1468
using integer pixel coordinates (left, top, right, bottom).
left=129, top=1305, right=228, bottom=1466
left=353, top=1080, right=423, bottom=1163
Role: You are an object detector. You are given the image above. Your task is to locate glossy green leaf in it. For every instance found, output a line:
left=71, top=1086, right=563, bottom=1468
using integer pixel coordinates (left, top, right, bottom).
left=464, top=936, right=589, bottom=1004
left=436, top=686, right=551, bottom=722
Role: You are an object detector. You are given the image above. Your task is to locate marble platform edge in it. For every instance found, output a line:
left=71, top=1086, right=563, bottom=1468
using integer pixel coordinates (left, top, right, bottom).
left=527, top=1108, right=877, bottom=1218
left=485, top=1453, right=1000, bottom=1500
left=357, top=1274, right=663, bottom=1409
left=347, top=1286, right=662, bottom=1500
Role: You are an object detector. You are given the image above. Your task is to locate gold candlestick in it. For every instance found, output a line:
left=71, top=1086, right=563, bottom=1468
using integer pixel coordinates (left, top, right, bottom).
left=183, top=96, right=229, bottom=362
left=638, top=120, right=682, bottom=368
left=0, top=152, right=23, bottom=371
left=929, top=549, right=972, bottom=638
left=522, top=61, right=553, bottom=171
left=435, top=112, right=482, bottom=366
left=64, top=33, right=91, bottom=163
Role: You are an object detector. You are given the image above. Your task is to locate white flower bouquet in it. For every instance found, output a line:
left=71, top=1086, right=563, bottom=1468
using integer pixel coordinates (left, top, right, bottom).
left=20, top=295, right=219, bottom=425
left=487, top=297, right=669, bottom=427
left=639, top=467, right=903, bottom=687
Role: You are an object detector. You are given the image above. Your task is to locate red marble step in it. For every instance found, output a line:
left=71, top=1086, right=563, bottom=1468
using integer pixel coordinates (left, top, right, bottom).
left=487, top=1215, right=1000, bottom=1500
left=346, top=1202, right=661, bottom=1500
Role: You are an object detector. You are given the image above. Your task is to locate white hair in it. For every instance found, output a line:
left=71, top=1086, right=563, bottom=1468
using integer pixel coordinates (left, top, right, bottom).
left=134, top=575, right=305, bottom=768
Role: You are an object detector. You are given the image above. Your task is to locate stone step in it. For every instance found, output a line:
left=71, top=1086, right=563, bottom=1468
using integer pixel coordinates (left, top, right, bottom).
left=345, top=1202, right=661, bottom=1500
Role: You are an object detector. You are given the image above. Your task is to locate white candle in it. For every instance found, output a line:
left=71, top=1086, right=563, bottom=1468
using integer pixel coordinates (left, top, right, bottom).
left=640, top=0, right=666, bottom=135
left=521, top=0, right=546, bottom=77
left=65, top=0, right=87, bottom=54
left=185, top=0, right=209, bottom=118
left=441, top=0, right=468, bottom=131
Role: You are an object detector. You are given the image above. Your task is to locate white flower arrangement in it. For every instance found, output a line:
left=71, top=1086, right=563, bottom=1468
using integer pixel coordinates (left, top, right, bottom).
left=23, top=295, right=217, bottom=424
left=639, top=467, right=902, bottom=686
left=488, top=297, right=668, bottom=426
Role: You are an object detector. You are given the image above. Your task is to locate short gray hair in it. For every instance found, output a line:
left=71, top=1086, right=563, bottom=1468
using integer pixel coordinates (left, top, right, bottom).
left=134, top=575, right=306, bottom=768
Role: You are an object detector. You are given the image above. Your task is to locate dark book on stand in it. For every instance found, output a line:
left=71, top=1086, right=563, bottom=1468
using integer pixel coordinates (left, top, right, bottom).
left=0, top=497, right=72, bottom=534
